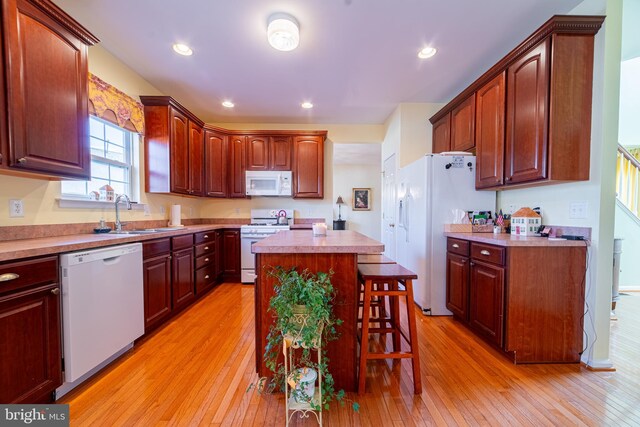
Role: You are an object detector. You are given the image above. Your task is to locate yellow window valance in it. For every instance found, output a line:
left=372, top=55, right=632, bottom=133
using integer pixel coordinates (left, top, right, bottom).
left=88, top=73, right=144, bottom=134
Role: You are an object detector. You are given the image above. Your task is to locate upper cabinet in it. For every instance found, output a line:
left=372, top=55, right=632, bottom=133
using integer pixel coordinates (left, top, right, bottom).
left=246, top=135, right=292, bottom=171
left=293, top=135, right=325, bottom=199
left=0, top=0, right=99, bottom=179
left=204, top=129, right=228, bottom=198
left=431, top=114, right=451, bottom=154
left=270, top=136, right=292, bottom=171
left=430, top=15, right=604, bottom=190
left=228, top=135, right=247, bottom=198
left=141, top=96, right=205, bottom=195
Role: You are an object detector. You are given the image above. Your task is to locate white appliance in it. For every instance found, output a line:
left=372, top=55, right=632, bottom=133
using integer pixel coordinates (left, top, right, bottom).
left=240, top=209, right=292, bottom=283
left=56, top=243, right=144, bottom=398
left=396, top=154, right=496, bottom=315
left=245, top=170, right=292, bottom=196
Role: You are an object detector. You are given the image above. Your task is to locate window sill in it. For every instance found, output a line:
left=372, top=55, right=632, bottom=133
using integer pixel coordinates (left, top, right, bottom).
left=57, top=198, right=147, bottom=211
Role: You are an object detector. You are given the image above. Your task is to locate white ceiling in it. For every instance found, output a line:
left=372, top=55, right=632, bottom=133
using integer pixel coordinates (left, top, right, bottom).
left=55, top=0, right=583, bottom=125
left=333, top=143, right=381, bottom=165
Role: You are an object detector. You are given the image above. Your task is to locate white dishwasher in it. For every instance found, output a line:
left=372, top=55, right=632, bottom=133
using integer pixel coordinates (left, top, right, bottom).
left=57, top=243, right=144, bottom=398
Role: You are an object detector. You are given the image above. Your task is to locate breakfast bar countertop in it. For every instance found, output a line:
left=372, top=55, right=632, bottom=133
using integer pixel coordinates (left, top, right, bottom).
left=252, top=230, right=384, bottom=254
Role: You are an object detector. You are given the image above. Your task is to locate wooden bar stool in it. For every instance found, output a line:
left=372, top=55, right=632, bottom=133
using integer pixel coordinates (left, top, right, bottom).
left=357, top=263, right=421, bottom=395
left=357, top=254, right=396, bottom=323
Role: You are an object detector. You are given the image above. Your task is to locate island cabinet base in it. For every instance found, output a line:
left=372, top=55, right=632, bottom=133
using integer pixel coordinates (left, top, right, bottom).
left=255, top=252, right=358, bottom=392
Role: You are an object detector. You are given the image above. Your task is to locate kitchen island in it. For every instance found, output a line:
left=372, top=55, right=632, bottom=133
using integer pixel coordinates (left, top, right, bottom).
left=252, top=230, right=384, bottom=391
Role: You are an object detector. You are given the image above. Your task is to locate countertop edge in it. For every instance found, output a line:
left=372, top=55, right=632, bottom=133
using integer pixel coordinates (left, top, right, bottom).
left=444, top=232, right=590, bottom=247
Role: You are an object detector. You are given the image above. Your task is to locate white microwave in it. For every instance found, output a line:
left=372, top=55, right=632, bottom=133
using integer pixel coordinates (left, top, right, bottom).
left=245, top=171, right=292, bottom=196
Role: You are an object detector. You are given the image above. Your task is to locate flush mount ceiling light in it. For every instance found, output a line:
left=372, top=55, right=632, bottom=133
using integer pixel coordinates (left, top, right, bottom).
left=172, top=43, right=193, bottom=56
left=267, top=13, right=299, bottom=51
left=222, top=100, right=235, bottom=108
left=418, top=46, right=437, bottom=59
left=301, top=102, right=313, bottom=109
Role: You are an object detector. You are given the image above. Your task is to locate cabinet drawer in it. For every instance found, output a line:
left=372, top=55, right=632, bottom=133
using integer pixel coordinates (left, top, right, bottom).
left=0, top=256, right=58, bottom=295
left=172, top=234, right=194, bottom=251
left=447, top=238, right=469, bottom=256
left=195, top=242, right=215, bottom=257
left=195, top=265, right=216, bottom=294
left=471, top=243, right=505, bottom=265
left=143, top=238, right=171, bottom=259
left=195, top=253, right=215, bottom=270
left=195, top=230, right=216, bottom=244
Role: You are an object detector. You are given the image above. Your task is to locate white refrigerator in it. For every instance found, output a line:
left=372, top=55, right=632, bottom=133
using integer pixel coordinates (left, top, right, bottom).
left=396, top=154, right=496, bottom=315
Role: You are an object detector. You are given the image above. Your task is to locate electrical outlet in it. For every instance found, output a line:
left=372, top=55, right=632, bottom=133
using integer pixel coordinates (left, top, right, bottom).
left=189, top=207, right=194, bottom=216
left=507, top=204, right=517, bottom=215
left=143, top=205, right=151, bottom=216
left=9, top=199, right=24, bottom=217
left=160, top=206, right=166, bottom=215
left=569, top=201, right=588, bottom=219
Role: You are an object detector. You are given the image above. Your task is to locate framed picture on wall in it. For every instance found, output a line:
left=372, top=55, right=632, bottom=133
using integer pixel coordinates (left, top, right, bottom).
left=352, top=188, right=371, bottom=211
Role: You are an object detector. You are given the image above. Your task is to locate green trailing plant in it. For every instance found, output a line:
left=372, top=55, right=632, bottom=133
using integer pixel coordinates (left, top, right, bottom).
left=260, top=266, right=359, bottom=412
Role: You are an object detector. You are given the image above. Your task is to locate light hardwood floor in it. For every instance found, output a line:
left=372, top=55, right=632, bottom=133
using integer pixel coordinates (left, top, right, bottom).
left=61, top=284, right=640, bottom=426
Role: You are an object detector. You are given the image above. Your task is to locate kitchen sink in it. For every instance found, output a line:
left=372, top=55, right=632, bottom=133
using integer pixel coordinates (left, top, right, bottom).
left=110, top=227, right=184, bottom=235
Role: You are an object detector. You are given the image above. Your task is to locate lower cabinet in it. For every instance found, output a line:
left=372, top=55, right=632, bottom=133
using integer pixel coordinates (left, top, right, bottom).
left=0, top=256, right=62, bottom=403
left=171, top=234, right=195, bottom=311
left=195, top=231, right=217, bottom=294
left=222, top=230, right=241, bottom=282
left=445, top=237, right=586, bottom=363
left=142, top=239, right=172, bottom=332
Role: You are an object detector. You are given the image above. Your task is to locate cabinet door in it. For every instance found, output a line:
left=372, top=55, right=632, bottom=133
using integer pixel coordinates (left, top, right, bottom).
left=293, top=136, right=324, bottom=198
left=246, top=136, right=269, bottom=171
left=446, top=253, right=469, bottom=320
left=189, top=121, right=204, bottom=196
left=215, top=230, right=224, bottom=280
left=170, top=108, right=190, bottom=195
left=228, top=135, right=246, bottom=198
left=505, top=39, right=550, bottom=185
left=4, top=0, right=91, bottom=178
left=475, top=72, right=506, bottom=189
left=270, top=136, right=292, bottom=170
left=143, top=254, right=172, bottom=331
left=0, top=283, right=62, bottom=403
left=222, top=230, right=240, bottom=280
left=204, top=130, right=228, bottom=197
left=431, top=113, right=451, bottom=154
left=469, top=260, right=505, bottom=347
left=172, top=247, right=194, bottom=310
left=451, top=95, right=475, bottom=152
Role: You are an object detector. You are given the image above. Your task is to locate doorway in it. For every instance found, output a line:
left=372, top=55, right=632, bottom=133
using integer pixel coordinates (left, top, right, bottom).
left=382, top=154, right=396, bottom=259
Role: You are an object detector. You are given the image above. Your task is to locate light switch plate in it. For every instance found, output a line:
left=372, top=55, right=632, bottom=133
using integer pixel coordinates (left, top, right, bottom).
left=569, top=201, right=588, bottom=219
left=9, top=199, right=24, bottom=217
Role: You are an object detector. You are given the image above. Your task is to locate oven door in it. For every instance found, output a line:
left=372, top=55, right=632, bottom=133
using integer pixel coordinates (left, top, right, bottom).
left=240, top=233, right=264, bottom=283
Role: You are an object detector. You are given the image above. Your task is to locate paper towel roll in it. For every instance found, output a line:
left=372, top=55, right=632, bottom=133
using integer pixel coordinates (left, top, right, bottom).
left=170, top=204, right=182, bottom=226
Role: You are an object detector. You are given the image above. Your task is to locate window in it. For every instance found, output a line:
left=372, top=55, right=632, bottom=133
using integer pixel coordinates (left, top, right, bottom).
left=62, top=116, right=136, bottom=199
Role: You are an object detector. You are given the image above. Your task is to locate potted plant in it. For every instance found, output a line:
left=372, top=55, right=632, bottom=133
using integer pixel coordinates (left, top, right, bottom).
left=261, top=266, right=359, bottom=412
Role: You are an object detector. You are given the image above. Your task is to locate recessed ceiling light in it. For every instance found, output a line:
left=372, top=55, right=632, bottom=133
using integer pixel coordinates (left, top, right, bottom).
left=267, top=13, right=299, bottom=51
left=301, top=102, right=313, bottom=109
left=172, top=43, right=193, bottom=56
left=222, top=101, right=235, bottom=108
left=418, top=46, right=437, bottom=59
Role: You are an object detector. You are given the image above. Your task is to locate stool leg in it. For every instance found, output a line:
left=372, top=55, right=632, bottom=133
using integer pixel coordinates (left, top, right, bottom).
left=392, top=280, right=401, bottom=352
left=358, top=278, right=373, bottom=394
left=404, top=279, right=422, bottom=394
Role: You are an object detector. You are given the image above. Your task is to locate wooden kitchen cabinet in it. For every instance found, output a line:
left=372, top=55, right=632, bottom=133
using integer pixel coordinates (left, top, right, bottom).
left=246, top=135, right=292, bottom=171
left=450, top=94, right=475, bottom=152
left=0, top=0, right=98, bottom=179
left=292, top=135, right=325, bottom=198
left=204, top=129, right=228, bottom=197
left=222, top=230, right=241, bottom=282
left=270, top=136, right=292, bottom=170
left=142, top=239, right=172, bottom=332
left=445, top=237, right=586, bottom=363
left=228, top=135, right=247, bottom=198
left=0, top=255, right=62, bottom=403
left=195, top=231, right=217, bottom=294
left=430, top=16, right=603, bottom=190
left=172, top=235, right=195, bottom=311
left=141, top=96, right=205, bottom=195
left=475, top=72, right=506, bottom=189
left=215, top=230, right=224, bottom=281
left=431, top=113, right=450, bottom=154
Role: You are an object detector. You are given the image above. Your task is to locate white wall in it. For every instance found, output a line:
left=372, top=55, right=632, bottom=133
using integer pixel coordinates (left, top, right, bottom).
left=332, top=164, right=381, bottom=239
left=614, top=202, right=640, bottom=289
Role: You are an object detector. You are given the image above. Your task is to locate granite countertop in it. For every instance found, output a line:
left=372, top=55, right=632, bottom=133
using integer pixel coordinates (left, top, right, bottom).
left=252, top=230, right=384, bottom=254
left=0, top=224, right=245, bottom=262
left=444, top=232, right=590, bottom=247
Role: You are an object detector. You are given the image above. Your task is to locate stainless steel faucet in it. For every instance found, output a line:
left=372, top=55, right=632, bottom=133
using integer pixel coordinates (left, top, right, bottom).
left=114, top=194, right=132, bottom=232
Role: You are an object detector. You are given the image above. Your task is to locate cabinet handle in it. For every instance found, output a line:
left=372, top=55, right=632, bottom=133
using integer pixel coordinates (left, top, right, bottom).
left=204, top=235, right=209, bottom=239
left=17, top=157, right=27, bottom=164
left=452, top=244, right=459, bottom=248
left=470, top=261, right=475, bottom=266
left=0, top=273, right=19, bottom=282
left=480, top=250, right=491, bottom=256
left=204, top=246, right=209, bottom=250
left=205, top=275, right=210, bottom=279
left=461, top=259, right=466, bottom=264
left=505, top=176, right=511, bottom=182
left=167, top=255, right=172, bottom=260
left=205, top=258, right=209, bottom=262
left=51, top=288, right=60, bottom=295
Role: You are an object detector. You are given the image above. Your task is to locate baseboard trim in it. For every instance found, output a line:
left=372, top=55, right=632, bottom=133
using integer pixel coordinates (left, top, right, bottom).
left=581, top=361, right=617, bottom=372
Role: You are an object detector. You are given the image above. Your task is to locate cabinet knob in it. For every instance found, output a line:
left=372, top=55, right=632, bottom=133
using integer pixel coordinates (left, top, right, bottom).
left=0, top=273, right=19, bottom=282
left=17, top=157, right=27, bottom=164
left=505, top=176, right=511, bottom=182
left=480, top=250, right=491, bottom=256
left=470, top=261, right=475, bottom=266
left=204, top=235, right=209, bottom=239
left=167, top=255, right=172, bottom=260
left=205, top=275, right=210, bottom=279
left=452, top=243, right=459, bottom=248
left=204, top=246, right=209, bottom=250
left=51, top=288, right=60, bottom=295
